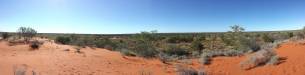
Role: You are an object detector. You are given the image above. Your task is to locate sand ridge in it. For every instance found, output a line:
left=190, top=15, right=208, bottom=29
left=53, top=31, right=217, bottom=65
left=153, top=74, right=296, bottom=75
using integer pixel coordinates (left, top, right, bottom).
left=0, top=40, right=305, bottom=75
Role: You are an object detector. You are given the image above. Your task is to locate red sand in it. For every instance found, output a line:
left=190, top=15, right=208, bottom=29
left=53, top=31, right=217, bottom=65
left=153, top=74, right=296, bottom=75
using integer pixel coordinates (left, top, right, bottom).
left=204, top=40, right=305, bottom=75
left=0, top=41, right=175, bottom=75
left=0, top=39, right=305, bottom=75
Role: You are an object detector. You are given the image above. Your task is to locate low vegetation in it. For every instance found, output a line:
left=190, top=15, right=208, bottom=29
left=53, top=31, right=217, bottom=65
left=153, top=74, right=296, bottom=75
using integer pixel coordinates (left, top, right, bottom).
left=29, top=40, right=43, bottom=49
left=55, top=36, right=71, bottom=44
left=2, top=25, right=303, bottom=71
left=240, top=43, right=281, bottom=70
left=176, top=65, right=205, bottom=75
left=1, top=32, right=10, bottom=40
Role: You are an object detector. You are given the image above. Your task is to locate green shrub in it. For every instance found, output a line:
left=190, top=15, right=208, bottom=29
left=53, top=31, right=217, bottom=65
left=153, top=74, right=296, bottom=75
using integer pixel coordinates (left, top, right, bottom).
left=94, top=38, right=117, bottom=50
left=162, top=44, right=189, bottom=56
left=262, top=34, right=274, bottom=43
left=166, top=35, right=193, bottom=43
left=55, top=36, right=71, bottom=44
left=133, top=42, right=158, bottom=58
left=190, top=38, right=204, bottom=52
left=203, top=36, right=226, bottom=50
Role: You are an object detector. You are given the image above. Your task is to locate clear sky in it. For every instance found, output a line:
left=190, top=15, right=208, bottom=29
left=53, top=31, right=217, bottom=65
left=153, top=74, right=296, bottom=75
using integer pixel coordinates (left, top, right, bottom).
left=0, top=0, right=305, bottom=34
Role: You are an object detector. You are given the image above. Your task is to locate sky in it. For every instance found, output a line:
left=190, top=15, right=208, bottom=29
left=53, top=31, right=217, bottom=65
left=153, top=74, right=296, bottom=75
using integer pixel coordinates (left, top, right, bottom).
left=0, top=0, right=305, bottom=34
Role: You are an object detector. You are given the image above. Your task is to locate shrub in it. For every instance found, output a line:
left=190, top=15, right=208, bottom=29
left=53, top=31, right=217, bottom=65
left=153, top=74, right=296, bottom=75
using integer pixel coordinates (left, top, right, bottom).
left=240, top=43, right=278, bottom=70
left=55, top=36, right=71, bottom=44
left=94, top=38, right=117, bottom=50
left=262, top=34, right=274, bottom=43
left=29, top=40, right=42, bottom=49
left=120, top=48, right=136, bottom=56
left=267, top=55, right=280, bottom=65
left=162, top=44, right=189, bottom=56
left=158, top=52, right=172, bottom=63
left=176, top=65, right=205, bottom=75
left=199, top=54, right=211, bottom=65
left=190, top=38, right=204, bottom=52
left=135, top=43, right=158, bottom=58
left=203, top=36, right=226, bottom=50
left=1, top=32, right=10, bottom=40
left=166, top=35, right=194, bottom=43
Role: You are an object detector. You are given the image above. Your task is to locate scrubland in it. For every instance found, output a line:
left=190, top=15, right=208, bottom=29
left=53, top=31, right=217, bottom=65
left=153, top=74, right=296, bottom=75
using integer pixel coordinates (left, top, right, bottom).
left=1, top=25, right=305, bottom=75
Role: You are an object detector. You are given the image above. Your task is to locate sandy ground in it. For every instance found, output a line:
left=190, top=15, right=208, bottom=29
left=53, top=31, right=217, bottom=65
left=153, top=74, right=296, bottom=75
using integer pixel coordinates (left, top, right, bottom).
left=0, top=40, right=175, bottom=75
left=204, top=40, right=305, bottom=75
left=0, top=39, right=305, bottom=75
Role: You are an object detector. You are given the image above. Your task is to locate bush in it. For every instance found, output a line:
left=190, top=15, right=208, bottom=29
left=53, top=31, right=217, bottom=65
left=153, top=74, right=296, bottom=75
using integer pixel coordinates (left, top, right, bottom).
left=1, top=32, right=10, bottom=40
left=262, top=34, right=274, bottom=43
left=176, top=65, right=205, bottom=75
left=162, top=44, right=189, bottom=56
left=133, top=42, right=158, bottom=58
left=120, top=48, right=136, bottom=56
left=166, top=36, right=193, bottom=43
left=203, top=36, right=226, bottom=50
left=190, top=38, right=204, bottom=52
left=29, top=40, right=42, bottom=49
left=94, top=38, right=117, bottom=50
left=199, top=54, right=211, bottom=65
left=267, top=55, right=280, bottom=65
left=240, top=43, right=278, bottom=70
left=55, top=36, right=71, bottom=44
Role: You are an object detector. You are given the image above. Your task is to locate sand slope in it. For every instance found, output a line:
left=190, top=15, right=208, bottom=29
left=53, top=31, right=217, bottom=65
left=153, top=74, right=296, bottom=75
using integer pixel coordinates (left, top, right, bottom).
left=1, top=40, right=305, bottom=75
left=0, top=41, right=175, bottom=75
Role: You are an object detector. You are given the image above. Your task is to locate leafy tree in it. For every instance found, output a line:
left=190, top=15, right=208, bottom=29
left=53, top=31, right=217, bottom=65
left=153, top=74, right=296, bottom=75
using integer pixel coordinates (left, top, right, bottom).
left=229, top=25, right=245, bottom=32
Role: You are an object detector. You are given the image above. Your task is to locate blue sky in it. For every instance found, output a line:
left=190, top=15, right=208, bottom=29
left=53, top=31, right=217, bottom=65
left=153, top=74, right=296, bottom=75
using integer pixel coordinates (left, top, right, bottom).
left=0, top=0, right=305, bottom=34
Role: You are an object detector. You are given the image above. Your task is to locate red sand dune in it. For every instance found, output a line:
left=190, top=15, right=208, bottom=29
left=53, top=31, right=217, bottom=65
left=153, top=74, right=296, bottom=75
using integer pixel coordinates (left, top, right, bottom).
left=0, top=40, right=175, bottom=75
left=204, top=40, right=305, bottom=75
left=0, top=40, right=305, bottom=75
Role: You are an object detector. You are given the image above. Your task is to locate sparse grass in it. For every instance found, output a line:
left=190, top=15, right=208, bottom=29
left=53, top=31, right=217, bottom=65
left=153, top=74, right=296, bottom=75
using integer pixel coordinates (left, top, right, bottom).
left=139, top=69, right=152, bottom=75
left=120, top=48, right=136, bottom=56
left=240, top=43, right=280, bottom=70
left=176, top=65, right=205, bottom=75
left=199, top=54, right=211, bottom=65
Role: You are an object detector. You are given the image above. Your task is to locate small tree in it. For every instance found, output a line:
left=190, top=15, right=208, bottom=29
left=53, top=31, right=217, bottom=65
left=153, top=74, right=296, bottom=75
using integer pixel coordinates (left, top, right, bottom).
left=17, top=27, right=37, bottom=41
left=229, top=25, right=245, bottom=33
